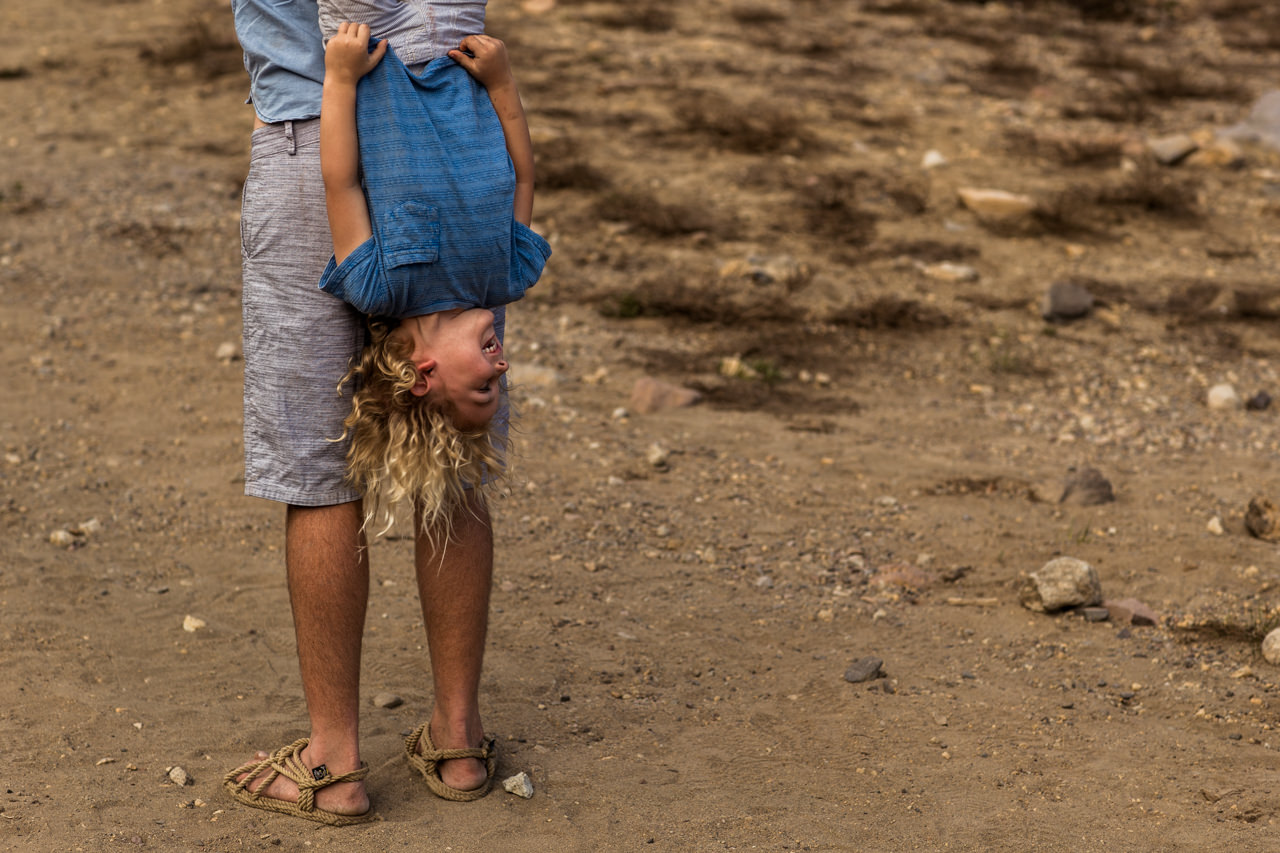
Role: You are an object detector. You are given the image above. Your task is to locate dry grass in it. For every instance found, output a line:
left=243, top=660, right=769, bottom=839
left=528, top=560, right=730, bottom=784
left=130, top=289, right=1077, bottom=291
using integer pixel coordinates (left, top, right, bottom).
left=671, top=90, right=817, bottom=155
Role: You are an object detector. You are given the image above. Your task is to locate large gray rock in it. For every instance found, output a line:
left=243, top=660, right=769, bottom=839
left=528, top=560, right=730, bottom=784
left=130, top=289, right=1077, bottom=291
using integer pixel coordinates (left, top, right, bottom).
left=1021, top=557, right=1102, bottom=613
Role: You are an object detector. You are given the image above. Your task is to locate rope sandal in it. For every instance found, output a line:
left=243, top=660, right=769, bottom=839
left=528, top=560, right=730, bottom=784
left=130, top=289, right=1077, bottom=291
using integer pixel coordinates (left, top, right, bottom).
left=403, top=723, right=496, bottom=802
left=223, top=737, right=374, bottom=826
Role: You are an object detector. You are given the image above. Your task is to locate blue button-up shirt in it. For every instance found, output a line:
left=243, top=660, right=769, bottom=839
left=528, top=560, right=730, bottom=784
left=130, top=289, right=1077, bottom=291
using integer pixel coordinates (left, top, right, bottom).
left=318, top=47, right=550, bottom=318
left=231, top=0, right=326, bottom=123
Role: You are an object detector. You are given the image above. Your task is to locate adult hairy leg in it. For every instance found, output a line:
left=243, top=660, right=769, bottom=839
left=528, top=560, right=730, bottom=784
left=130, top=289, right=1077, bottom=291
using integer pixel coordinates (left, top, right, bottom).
left=231, top=501, right=371, bottom=817
left=414, top=492, right=494, bottom=793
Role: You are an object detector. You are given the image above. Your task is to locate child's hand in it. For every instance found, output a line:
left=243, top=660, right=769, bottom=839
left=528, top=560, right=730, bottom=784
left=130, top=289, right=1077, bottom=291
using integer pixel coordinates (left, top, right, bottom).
left=449, top=34, right=515, bottom=92
left=325, top=21, right=387, bottom=86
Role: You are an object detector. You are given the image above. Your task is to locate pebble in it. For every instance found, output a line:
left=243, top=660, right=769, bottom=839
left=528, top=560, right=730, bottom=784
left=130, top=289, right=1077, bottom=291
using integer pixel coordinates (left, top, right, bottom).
left=1246, top=391, right=1271, bottom=411
left=921, top=149, right=947, bottom=169
left=611, top=407, right=629, bottom=420
left=718, top=255, right=809, bottom=288
left=502, top=771, right=535, bottom=798
left=1207, top=383, right=1240, bottom=410
left=1059, top=466, right=1114, bottom=506
left=182, top=615, right=206, bottom=632
left=1103, top=597, right=1158, bottom=626
left=920, top=261, right=978, bottom=283
left=49, top=529, right=76, bottom=547
left=1206, top=516, right=1225, bottom=536
left=1185, top=137, right=1244, bottom=169
left=1245, top=496, right=1280, bottom=541
left=628, top=377, right=702, bottom=414
left=956, top=187, right=1036, bottom=221
left=511, top=364, right=564, bottom=389
left=843, top=657, right=884, bottom=684
left=1263, top=627, right=1280, bottom=665
left=1147, top=133, right=1198, bottom=165
left=372, top=692, right=403, bottom=709
left=1020, top=557, right=1102, bottom=613
left=646, top=443, right=670, bottom=470
left=1220, top=90, right=1280, bottom=150
left=214, top=341, right=240, bottom=363
left=168, top=766, right=193, bottom=786
left=1080, top=606, right=1110, bottom=623
left=1041, top=280, right=1094, bottom=322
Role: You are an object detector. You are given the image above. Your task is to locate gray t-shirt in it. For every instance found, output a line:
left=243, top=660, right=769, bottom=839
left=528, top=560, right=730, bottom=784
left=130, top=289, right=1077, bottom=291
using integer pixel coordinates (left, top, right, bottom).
left=318, top=0, right=486, bottom=70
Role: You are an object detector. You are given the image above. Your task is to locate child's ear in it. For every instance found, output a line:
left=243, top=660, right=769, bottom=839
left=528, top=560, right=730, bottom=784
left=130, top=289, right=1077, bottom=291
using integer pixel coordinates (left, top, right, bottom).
left=410, top=358, right=437, bottom=397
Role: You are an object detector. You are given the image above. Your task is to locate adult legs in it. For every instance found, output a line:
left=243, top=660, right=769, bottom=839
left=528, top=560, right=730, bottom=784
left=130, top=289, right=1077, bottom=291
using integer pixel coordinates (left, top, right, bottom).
left=231, top=501, right=371, bottom=818
left=413, top=492, right=494, bottom=793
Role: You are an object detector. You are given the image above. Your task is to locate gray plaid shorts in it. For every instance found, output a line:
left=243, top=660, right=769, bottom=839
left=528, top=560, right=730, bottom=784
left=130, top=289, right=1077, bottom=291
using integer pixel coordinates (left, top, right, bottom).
left=240, top=119, right=508, bottom=506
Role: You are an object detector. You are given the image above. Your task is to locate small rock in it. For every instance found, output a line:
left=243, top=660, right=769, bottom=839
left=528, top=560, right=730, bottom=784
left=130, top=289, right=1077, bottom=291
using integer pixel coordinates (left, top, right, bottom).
left=1104, top=597, right=1158, bottom=626
left=1246, top=391, right=1271, bottom=411
left=372, top=692, right=403, bottom=709
left=1207, top=516, right=1225, bottom=536
left=719, top=255, right=810, bottom=288
left=1080, top=606, right=1110, bottom=623
left=168, top=766, right=193, bottom=786
left=1147, top=133, right=1198, bottom=165
left=1207, top=383, right=1240, bottom=410
left=502, top=771, right=535, bottom=798
left=511, top=364, right=564, bottom=389
left=182, top=615, right=206, bottom=633
left=76, top=518, right=103, bottom=536
left=869, top=563, right=931, bottom=591
left=1059, top=466, right=1114, bottom=506
left=1041, top=280, right=1095, bottom=322
left=1021, top=557, right=1102, bottom=613
left=920, top=261, right=978, bottom=283
left=49, top=529, right=76, bottom=547
left=1245, top=496, right=1280, bottom=541
left=646, top=443, right=670, bottom=470
left=628, top=377, right=702, bottom=414
left=1185, top=137, right=1245, bottom=169
left=921, top=149, right=947, bottom=169
left=1263, top=627, right=1280, bottom=665
left=611, top=407, right=629, bottom=420
left=843, top=657, right=884, bottom=684
left=1221, top=90, right=1280, bottom=150
left=215, top=342, right=240, bottom=363
left=718, top=355, right=758, bottom=380
left=957, top=187, right=1037, bottom=221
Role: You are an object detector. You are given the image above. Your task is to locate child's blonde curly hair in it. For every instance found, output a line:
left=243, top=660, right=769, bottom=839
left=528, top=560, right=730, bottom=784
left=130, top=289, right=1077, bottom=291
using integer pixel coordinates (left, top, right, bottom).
left=338, top=319, right=509, bottom=539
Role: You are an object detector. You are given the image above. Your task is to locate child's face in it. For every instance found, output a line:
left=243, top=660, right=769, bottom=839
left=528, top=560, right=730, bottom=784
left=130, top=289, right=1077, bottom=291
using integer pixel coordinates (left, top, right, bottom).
left=410, top=308, right=509, bottom=430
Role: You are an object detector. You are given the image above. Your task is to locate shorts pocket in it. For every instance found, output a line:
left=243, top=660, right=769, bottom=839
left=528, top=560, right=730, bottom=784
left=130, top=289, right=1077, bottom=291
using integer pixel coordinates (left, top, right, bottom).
left=381, top=201, right=440, bottom=268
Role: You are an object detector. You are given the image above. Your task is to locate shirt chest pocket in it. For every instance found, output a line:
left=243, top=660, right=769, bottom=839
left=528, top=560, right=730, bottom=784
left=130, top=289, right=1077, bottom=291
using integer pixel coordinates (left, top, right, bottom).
left=381, top=201, right=440, bottom=268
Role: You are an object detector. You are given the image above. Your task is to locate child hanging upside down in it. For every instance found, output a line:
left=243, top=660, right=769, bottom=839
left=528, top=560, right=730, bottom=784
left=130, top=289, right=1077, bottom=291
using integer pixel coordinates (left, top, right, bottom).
left=318, top=17, right=550, bottom=536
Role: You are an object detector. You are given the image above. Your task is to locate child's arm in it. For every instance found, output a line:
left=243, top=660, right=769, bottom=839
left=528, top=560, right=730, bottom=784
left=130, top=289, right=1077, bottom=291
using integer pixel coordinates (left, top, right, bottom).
left=449, top=35, right=535, bottom=226
left=320, top=22, right=387, bottom=263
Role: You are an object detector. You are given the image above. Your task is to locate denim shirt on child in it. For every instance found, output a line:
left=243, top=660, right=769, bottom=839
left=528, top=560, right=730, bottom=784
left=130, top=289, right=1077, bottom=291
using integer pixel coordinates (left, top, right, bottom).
left=318, top=45, right=551, bottom=318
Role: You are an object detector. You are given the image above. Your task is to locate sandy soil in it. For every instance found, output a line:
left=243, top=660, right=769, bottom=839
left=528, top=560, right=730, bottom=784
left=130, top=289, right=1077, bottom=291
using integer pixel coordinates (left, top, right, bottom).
left=6, top=0, right=1280, bottom=849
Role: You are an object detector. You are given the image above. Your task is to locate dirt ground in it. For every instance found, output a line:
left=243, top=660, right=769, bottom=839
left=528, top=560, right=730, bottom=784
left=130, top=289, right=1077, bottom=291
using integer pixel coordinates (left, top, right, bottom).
left=7, top=0, right=1280, bottom=849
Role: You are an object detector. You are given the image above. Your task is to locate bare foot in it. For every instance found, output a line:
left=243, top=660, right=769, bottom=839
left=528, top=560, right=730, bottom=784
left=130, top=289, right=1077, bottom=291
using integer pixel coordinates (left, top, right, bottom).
left=231, top=743, right=370, bottom=818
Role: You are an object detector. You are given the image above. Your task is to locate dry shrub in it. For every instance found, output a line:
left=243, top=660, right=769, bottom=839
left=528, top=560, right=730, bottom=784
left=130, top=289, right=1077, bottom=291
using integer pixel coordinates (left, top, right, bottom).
left=866, top=240, right=979, bottom=263
left=591, top=190, right=725, bottom=239
left=828, top=297, right=953, bottom=331
left=1074, top=41, right=1148, bottom=72
left=593, top=2, right=676, bottom=33
left=797, top=169, right=926, bottom=248
left=597, top=279, right=801, bottom=324
left=672, top=90, right=816, bottom=155
left=1004, top=128, right=1127, bottom=168
left=535, top=138, right=609, bottom=192
left=729, top=3, right=786, bottom=24
left=139, top=18, right=242, bottom=77
left=1034, top=162, right=1201, bottom=234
